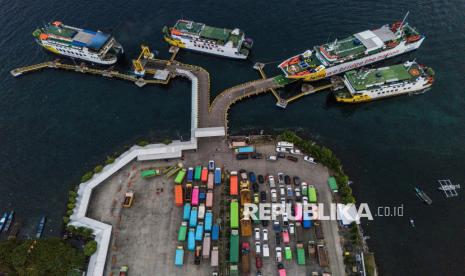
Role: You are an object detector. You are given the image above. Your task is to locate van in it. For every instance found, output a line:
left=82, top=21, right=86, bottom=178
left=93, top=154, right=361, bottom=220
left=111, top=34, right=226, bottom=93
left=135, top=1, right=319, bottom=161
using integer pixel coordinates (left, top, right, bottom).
left=236, top=153, right=249, bottom=160
left=268, top=175, right=276, bottom=188
left=262, top=243, right=270, bottom=257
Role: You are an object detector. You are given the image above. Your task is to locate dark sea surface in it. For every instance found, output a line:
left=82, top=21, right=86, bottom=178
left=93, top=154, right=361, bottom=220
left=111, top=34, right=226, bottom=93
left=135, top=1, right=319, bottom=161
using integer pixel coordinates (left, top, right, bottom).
left=0, top=0, right=464, bottom=275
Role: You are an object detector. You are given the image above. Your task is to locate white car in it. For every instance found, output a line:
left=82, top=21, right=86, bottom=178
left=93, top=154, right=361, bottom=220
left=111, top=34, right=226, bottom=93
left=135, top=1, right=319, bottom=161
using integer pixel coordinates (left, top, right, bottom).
left=289, top=223, right=295, bottom=235
left=303, top=196, right=309, bottom=205
left=282, top=212, right=289, bottom=227
left=268, top=155, right=277, bottom=161
left=290, top=148, right=302, bottom=155
left=255, top=241, right=261, bottom=254
left=208, top=160, right=215, bottom=171
left=295, top=187, right=301, bottom=199
left=304, top=155, right=316, bottom=164
left=279, top=185, right=286, bottom=197
left=271, top=189, right=278, bottom=203
left=262, top=243, right=270, bottom=257
left=268, top=175, right=276, bottom=188
left=276, top=147, right=287, bottom=153
left=275, top=247, right=282, bottom=262
left=254, top=227, right=261, bottom=241
left=262, top=229, right=268, bottom=241
left=280, top=197, right=286, bottom=206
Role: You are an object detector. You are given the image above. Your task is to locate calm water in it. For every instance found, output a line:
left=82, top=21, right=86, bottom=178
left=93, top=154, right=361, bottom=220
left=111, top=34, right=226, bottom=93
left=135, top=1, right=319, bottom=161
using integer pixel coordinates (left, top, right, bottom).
left=0, top=0, right=464, bottom=275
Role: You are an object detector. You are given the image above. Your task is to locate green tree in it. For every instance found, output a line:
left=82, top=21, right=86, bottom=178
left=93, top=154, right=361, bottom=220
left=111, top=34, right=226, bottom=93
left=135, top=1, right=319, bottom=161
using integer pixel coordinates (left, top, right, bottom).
left=137, top=140, right=149, bottom=147
left=83, top=240, right=97, bottom=256
left=105, top=156, right=115, bottom=165
left=80, top=171, right=94, bottom=183
left=93, top=165, right=103, bottom=173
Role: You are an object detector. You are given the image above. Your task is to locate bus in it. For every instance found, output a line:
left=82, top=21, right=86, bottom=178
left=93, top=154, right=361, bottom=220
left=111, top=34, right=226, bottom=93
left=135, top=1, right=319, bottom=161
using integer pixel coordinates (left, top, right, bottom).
left=201, top=167, right=208, bottom=183
left=230, top=172, right=238, bottom=196
left=214, top=168, right=222, bottom=186
left=230, top=201, right=239, bottom=229
left=187, top=167, right=194, bottom=183
left=308, top=185, right=317, bottom=203
left=174, top=185, right=183, bottom=206
left=174, top=168, right=187, bottom=184
left=207, top=172, right=214, bottom=189
left=194, top=166, right=202, bottom=181
left=191, top=186, right=199, bottom=206
left=229, top=230, right=239, bottom=263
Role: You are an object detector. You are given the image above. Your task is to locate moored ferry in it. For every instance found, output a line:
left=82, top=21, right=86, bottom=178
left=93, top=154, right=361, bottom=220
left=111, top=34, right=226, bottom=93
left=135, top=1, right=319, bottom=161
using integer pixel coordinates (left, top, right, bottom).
left=334, top=61, right=434, bottom=103
left=33, top=21, right=123, bottom=65
left=278, top=14, right=424, bottom=81
left=163, top=19, right=253, bottom=59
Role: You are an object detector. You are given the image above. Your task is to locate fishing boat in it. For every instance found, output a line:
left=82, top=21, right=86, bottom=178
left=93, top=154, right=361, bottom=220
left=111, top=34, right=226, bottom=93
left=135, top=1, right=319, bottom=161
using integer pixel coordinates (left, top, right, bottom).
left=33, top=21, right=123, bottom=65
left=36, top=216, right=47, bottom=238
left=415, top=187, right=432, bottom=205
left=278, top=12, right=424, bottom=82
left=0, top=212, right=7, bottom=232
left=2, top=211, right=15, bottom=233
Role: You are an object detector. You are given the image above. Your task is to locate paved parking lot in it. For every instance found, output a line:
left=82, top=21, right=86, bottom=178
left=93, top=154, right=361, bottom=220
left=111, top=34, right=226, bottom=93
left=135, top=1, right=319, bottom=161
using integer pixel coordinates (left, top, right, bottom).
left=87, top=138, right=344, bottom=276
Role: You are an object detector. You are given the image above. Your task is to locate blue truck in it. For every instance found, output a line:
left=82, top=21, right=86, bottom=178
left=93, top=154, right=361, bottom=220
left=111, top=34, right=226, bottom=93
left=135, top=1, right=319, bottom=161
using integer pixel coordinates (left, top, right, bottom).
left=212, top=224, right=219, bottom=241
left=204, top=211, right=213, bottom=232
left=303, top=218, right=312, bottom=229
left=183, top=203, right=191, bottom=221
left=188, top=228, right=196, bottom=251
left=214, top=167, right=222, bottom=186
left=189, top=207, right=198, bottom=227
left=175, top=246, right=184, bottom=266
left=187, top=167, right=194, bottom=183
left=195, top=222, right=204, bottom=241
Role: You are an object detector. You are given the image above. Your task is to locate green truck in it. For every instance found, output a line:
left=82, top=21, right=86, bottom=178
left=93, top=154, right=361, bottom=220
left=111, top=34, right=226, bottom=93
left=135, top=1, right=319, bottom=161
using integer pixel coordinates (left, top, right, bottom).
left=141, top=169, right=160, bottom=178
left=229, top=230, right=239, bottom=263
left=308, top=185, right=317, bottom=203
left=178, top=221, right=187, bottom=241
left=174, top=168, right=187, bottom=184
left=296, top=243, right=306, bottom=265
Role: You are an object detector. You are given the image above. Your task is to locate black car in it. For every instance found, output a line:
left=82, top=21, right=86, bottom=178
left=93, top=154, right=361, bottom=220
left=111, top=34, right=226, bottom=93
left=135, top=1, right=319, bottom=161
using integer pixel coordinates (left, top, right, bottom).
left=277, top=152, right=285, bottom=159
left=248, top=172, right=257, bottom=183
left=258, top=174, right=265, bottom=184
left=261, top=219, right=269, bottom=227
left=286, top=155, right=298, bottom=162
left=252, top=182, right=259, bottom=193
left=291, top=204, right=296, bottom=217
left=284, top=175, right=291, bottom=185
left=260, top=191, right=267, bottom=202
left=293, top=176, right=301, bottom=186
left=251, top=152, right=263, bottom=159
left=275, top=234, right=281, bottom=246
left=236, top=154, right=249, bottom=160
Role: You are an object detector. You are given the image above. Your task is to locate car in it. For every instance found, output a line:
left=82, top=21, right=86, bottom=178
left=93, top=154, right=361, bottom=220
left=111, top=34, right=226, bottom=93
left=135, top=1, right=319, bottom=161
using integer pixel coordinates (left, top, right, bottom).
left=261, top=219, right=269, bottom=227
left=254, top=228, right=261, bottom=241
left=273, top=220, right=281, bottom=233
left=277, top=263, right=286, bottom=275
left=293, top=176, right=301, bottom=186
left=279, top=185, right=286, bottom=197
left=276, top=147, right=287, bottom=153
left=303, top=196, right=308, bottom=205
left=254, top=193, right=260, bottom=204
left=258, top=174, right=265, bottom=184
left=255, top=242, right=261, bottom=254
left=275, top=247, right=283, bottom=262
left=277, top=173, right=285, bottom=184
left=251, top=152, right=263, bottom=159
left=304, top=155, right=316, bottom=164
left=262, top=243, right=270, bottom=257
left=284, top=175, right=291, bottom=185
left=256, top=271, right=262, bottom=276
left=252, top=182, right=259, bottom=193
left=282, top=213, right=289, bottom=227
left=295, top=188, right=301, bottom=201
left=284, top=246, right=292, bottom=260
left=260, top=191, right=267, bottom=203
left=262, top=229, right=268, bottom=241
left=287, top=186, right=293, bottom=197
left=267, top=155, right=277, bottom=161
left=240, top=171, right=248, bottom=180
left=290, top=204, right=295, bottom=217
left=301, top=182, right=308, bottom=195
left=208, top=160, right=215, bottom=171
left=271, top=189, right=277, bottom=202
left=289, top=223, right=295, bottom=235
left=275, top=232, right=281, bottom=245
left=286, top=156, right=298, bottom=162
left=282, top=230, right=290, bottom=244
left=268, top=175, right=276, bottom=188
left=248, top=172, right=257, bottom=183
left=277, top=152, right=286, bottom=159
left=280, top=197, right=286, bottom=206
left=119, top=266, right=128, bottom=276
left=194, top=246, right=202, bottom=264
left=255, top=256, right=263, bottom=269
left=236, top=153, right=249, bottom=160
left=290, top=148, right=302, bottom=155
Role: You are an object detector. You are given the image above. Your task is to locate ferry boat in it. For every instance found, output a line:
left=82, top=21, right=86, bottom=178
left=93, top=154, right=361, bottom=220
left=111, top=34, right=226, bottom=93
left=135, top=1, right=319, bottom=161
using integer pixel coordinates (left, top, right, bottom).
left=33, top=21, right=123, bottom=65
left=278, top=14, right=424, bottom=81
left=163, top=19, right=253, bottom=59
left=36, top=216, right=46, bottom=238
left=334, top=61, right=434, bottom=103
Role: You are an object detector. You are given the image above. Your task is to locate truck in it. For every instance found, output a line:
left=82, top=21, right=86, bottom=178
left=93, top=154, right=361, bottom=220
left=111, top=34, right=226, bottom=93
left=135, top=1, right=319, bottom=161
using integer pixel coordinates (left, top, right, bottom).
left=189, top=207, right=198, bottom=227
left=191, top=186, right=199, bottom=206
left=201, top=167, right=208, bottom=183
left=194, top=245, right=202, bottom=265
left=211, top=246, right=219, bottom=267
left=175, top=246, right=184, bottom=266
left=230, top=265, right=239, bottom=276
left=204, top=211, right=213, bottom=232
left=198, top=203, right=205, bottom=220
left=122, top=191, right=134, bottom=208
left=317, top=244, right=329, bottom=267
left=240, top=181, right=252, bottom=206
left=174, top=185, right=183, bottom=206
left=214, top=167, right=222, bottom=186
left=195, top=222, right=204, bottom=241
left=230, top=172, right=238, bottom=196
left=303, top=217, right=312, bottom=229
left=178, top=222, right=187, bottom=241
left=315, top=221, right=324, bottom=239
left=185, top=183, right=192, bottom=203
left=199, top=186, right=206, bottom=202
left=230, top=201, right=239, bottom=229
left=230, top=230, right=239, bottom=263
left=235, top=146, right=255, bottom=154
left=211, top=224, right=219, bottom=241
left=187, top=167, right=194, bottom=183
left=241, top=242, right=250, bottom=273
left=296, top=243, right=306, bottom=265
left=240, top=218, right=252, bottom=237
left=194, top=165, right=202, bottom=181
left=284, top=246, right=292, bottom=260
left=188, top=228, right=196, bottom=251
left=308, top=185, right=317, bottom=203
left=174, top=168, right=187, bottom=184
left=202, top=233, right=211, bottom=259
left=206, top=190, right=213, bottom=208
left=141, top=169, right=160, bottom=179
left=183, top=203, right=191, bottom=221
left=207, top=172, right=214, bottom=189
